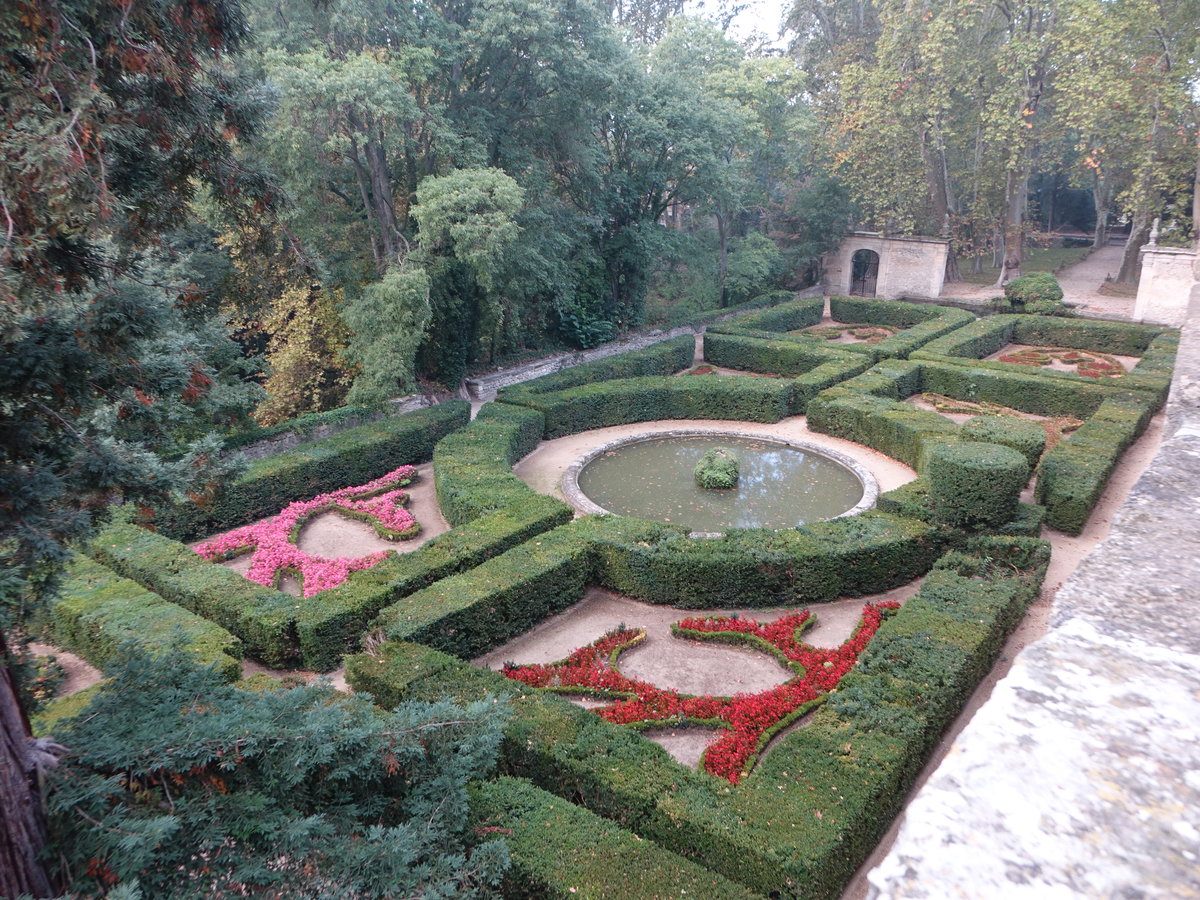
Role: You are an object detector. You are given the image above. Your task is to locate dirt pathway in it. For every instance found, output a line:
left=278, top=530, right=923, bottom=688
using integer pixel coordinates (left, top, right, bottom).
left=940, top=244, right=1134, bottom=318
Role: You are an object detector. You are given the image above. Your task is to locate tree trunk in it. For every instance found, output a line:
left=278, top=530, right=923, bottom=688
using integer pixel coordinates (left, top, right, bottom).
left=365, top=137, right=400, bottom=265
left=1092, top=171, right=1111, bottom=249
left=1117, top=210, right=1151, bottom=285
left=1, top=640, right=54, bottom=899
left=1192, top=144, right=1200, bottom=248
left=715, top=209, right=729, bottom=307
left=995, top=165, right=1028, bottom=287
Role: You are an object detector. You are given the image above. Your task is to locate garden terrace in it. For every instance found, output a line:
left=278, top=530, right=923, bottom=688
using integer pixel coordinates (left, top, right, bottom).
left=708, top=295, right=976, bottom=362
left=37, top=299, right=1177, bottom=900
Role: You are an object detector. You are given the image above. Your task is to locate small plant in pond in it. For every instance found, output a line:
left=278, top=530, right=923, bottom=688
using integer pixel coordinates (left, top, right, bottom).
left=500, top=602, right=899, bottom=783
left=694, top=447, right=740, bottom=489
left=194, top=465, right=420, bottom=597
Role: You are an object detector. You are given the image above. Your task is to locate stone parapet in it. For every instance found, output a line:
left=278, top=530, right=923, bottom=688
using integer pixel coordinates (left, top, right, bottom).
left=868, top=287, right=1200, bottom=898
left=1134, top=245, right=1196, bottom=326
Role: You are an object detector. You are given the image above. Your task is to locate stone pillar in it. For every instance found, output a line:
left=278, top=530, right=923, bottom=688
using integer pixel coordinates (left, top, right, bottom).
left=1133, top=245, right=1197, bottom=325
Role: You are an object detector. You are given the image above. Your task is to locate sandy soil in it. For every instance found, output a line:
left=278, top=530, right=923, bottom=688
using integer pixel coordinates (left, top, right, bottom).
left=474, top=581, right=923, bottom=764
left=941, top=244, right=1134, bottom=318
left=984, top=342, right=1140, bottom=374
left=28, top=641, right=103, bottom=696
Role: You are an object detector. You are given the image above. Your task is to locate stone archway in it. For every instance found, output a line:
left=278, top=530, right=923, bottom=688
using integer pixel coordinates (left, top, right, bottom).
left=821, top=232, right=950, bottom=299
left=850, top=248, right=880, bottom=297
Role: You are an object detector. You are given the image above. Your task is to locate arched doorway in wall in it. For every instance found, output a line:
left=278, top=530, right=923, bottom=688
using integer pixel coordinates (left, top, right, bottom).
left=850, top=249, right=880, bottom=296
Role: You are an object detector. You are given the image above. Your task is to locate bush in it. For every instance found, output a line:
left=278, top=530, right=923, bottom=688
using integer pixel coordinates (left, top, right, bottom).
left=152, top=401, right=471, bottom=541
left=695, top=447, right=740, bottom=489
left=961, top=415, right=1047, bottom=467
left=39, top=555, right=242, bottom=681
left=1004, top=273, right=1064, bottom=307
left=926, top=441, right=1029, bottom=528
left=470, top=778, right=763, bottom=900
left=88, top=523, right=300, bottom=666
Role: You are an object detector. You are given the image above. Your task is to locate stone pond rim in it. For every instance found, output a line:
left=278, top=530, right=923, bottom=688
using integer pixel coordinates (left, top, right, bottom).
left=560, top=428, right=880, bottom=534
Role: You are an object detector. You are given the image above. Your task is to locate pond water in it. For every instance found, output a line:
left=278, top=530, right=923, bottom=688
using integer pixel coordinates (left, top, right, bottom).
left=576, top=434, right=865, bottom=531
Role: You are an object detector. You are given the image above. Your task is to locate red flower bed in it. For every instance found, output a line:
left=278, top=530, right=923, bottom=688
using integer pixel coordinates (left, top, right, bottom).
left=998, top=346, right=1124, bottom=378
left=501, top=601, right=899, bottom=783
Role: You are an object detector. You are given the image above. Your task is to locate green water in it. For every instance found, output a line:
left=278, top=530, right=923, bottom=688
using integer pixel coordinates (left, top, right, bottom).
left=577, top=435, right=865, bottom=531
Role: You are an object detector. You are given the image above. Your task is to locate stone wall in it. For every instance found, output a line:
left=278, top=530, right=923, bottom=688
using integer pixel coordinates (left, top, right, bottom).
left=1134, top=245, right=1197, bottom=326
left=235, top=394, right=432, bottom=460
left=822, top=233, right=949, bottom=300
left=868, top=285, right=1200, bottom=898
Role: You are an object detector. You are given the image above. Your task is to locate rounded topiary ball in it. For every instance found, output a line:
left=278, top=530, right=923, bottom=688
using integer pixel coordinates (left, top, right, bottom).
left=961, top=416, right=1047, bottom=468
left=927, top=441, right=1029, bottom=528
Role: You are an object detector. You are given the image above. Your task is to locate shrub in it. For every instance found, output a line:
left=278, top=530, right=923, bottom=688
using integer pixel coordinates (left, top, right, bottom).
left=695, top=447, right=740, bottom=489
left=960, top=415, right=1047, bottom=467
left=926, top=441, right=1029, bottom=528
left=152, top=401, right=470, bottom=541
left=1004, top=273, right=1063, bottom=307
left=38, top=555, right=242, bottom=681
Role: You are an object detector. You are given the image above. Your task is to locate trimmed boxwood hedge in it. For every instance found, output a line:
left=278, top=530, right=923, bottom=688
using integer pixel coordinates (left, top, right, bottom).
left=470, top=778, right=766, bottom=900
left=708, top=296, right=974, bottom=363
left=370, top=512, right=944, bottom=659
left=707, top=295, right=825, bottom=334
left=1034, top=394, right=1154, bottom=535
left=498, top=335, right=696, bottom=407
left=87, top=522, right=300, bottom=667
left=152, top=400, right=471, bottom=541
left=876, top=479, right=1046, bottom=538
left=347, top=538, right=1049, bottom=900
left=218, top=402, right=394, bottom=453
left=926, top=441, right=1029, bottom=528
left=702, top=332, right=872, bottom=410
left=912, top=315, right=1177, bottom=405
left=960, top=415, right=1046, bottom=467
left=39, top=555, right=242, bottom=681
left=511, top=376, right=797, bottom=440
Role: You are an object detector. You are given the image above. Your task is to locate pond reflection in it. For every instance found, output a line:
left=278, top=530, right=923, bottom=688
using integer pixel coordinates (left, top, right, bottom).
left=577, top=435, right=864, bottom=531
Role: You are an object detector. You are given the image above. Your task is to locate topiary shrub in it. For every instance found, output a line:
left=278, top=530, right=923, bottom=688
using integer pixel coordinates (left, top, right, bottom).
left=926, top=441, right=1029, bottom=528
left=695, top=447, right=740, bottom=489
left=960, top=415, right=1047, bottom=468
left=1003, top=273, right=1066, bottom=314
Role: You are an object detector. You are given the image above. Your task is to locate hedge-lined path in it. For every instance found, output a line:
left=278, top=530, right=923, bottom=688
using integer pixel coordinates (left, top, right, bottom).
left=941, top=244, right=1133, bottom=318
left=473, top=581, right=923, bottom=767
left=842, top=404, right=1167, bottom=900
left=28, top=642, right=102, bottom=696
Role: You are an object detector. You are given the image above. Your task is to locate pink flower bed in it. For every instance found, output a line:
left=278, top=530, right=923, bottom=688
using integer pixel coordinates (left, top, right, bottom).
left=501, top=601, right=898, bottom=783
left=194, top=465, right=420, bottom=597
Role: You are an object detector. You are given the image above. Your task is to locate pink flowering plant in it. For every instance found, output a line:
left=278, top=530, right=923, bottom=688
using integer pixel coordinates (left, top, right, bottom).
left=501, top=601, right=898, bottom=783
left=194, top=465, right=420, bottom=597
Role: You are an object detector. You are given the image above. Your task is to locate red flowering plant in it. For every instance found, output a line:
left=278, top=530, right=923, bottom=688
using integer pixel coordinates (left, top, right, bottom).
left=193, top=465, right=420, bottom=597
left=501, top=601, right=899, bottom=783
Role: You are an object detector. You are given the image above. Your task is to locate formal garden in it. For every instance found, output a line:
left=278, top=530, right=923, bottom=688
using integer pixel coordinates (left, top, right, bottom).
left=28, top=294, right=1178, bottom=900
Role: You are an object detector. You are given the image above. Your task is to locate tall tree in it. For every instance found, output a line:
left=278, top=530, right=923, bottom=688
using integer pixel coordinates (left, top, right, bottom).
left=0, top=0, right=269, bottom=892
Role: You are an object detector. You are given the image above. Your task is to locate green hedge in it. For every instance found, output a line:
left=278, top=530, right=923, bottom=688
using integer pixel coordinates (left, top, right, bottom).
left=1034, top=393, right=1155, bottom=534
left=87, top=523, right=299, bottom=667
left=347, top=538, right=1049, bottom=900
left=470, top=778, right=766, bottom=900
left=702, top=333, right=872, bottom=411
left=39, top=555, right=242, bottom=681
left=433, top=403, right=563, bottom=527
left=707, top=295, right=825, bottom=334
left=806, top=388, right=960, bottom=470
left=218, top=402, right=394, bottom=453
left=912, top=315, right=1177, bottom=405
left=824, top=296, right=976, bottom=359
left=960, top=415, right=1046, bottom=467
left=152, top=401, right=471, bottom=541
left=926, top=442, right=1029, bottom=528
left=498, top=335, right=696, bottom=406
left=877, top=479, right=1046, bottom=538
left=516, top=376, right=796, bottom=440
left=579, top=513, right=942, bottom=607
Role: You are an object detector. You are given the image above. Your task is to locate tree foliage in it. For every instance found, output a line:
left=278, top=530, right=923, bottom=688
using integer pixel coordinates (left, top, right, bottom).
left=47, top=649, right=509, bottom=898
